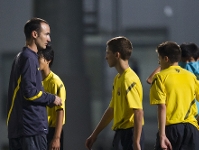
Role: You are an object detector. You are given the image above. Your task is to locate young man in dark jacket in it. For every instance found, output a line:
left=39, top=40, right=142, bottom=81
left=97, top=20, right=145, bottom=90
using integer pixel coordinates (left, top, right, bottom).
left=7, top=18, right=62, bottom=150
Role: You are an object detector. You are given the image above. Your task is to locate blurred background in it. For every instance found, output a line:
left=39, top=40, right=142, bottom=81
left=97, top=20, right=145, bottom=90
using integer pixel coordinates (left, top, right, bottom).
left=0, top=1, right=199, bottom=149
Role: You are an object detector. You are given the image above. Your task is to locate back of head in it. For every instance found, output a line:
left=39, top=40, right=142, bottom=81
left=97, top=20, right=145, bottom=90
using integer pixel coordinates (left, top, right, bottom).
left=38, top=45, right=54, bottom=68
left=24, top=17, right=49, bottom=40
left=106, top=36, right=133, bottom=60
left=157, top=41, right=181, bottom=63
left=180, top=43, right=199, bottom=61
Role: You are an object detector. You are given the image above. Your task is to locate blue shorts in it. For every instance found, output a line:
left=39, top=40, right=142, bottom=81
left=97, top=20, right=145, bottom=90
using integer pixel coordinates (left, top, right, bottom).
left=154, top=123, right=199, bottom=150
left=112, top=127, right=145, bottom=150
left=9, top=134, right=47, bottom=150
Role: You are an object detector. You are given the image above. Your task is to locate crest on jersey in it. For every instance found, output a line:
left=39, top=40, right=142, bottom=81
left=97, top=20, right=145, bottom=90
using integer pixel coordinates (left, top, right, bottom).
left=117, top=88, right=121, bottom=96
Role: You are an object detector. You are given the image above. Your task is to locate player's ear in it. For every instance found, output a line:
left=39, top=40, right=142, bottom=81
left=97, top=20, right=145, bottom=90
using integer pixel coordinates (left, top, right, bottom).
left=115, top=52, right=120, bottom=58
left=47, top=60, right=51, bottom=64
left=164, top=56, right=169, bottom=62
left=32, top=30, right=38, bottom=38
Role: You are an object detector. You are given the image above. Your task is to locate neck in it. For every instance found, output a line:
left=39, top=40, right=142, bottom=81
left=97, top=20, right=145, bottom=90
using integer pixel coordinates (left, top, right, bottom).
left=26, top=41, right=38, bottom=53
left=41, top=68, right=51, bottom=80
left=115, top=59, right=129, bottom=75
left=173, top=62, right=179, bottom=66
left=162, top=62, right=179, bottom=70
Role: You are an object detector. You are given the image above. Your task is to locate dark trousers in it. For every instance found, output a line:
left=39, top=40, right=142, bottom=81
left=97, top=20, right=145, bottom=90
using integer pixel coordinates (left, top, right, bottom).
left=9, top=134, right=47, bottom=150
left=47, top=127, right=63, bottom=150
left=112, top=127, right=145, bottom=150
left=154, top=123, right=199, bottom=150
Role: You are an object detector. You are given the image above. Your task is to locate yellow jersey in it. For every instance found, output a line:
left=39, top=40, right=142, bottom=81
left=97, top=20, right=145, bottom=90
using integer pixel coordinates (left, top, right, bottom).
left=150, top=66, right=199, bottom=128
left=42, top=71, right=66, bottom=127
left=109, top=67, right=144, bottom=130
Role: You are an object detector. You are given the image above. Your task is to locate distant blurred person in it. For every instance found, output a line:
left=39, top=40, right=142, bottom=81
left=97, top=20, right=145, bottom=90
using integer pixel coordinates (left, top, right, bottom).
left=179, top=42, right=199, bottom=79
left=7, top=18, right=62, bottom=150
left=85, top=36, right=145, bottom=150
left=179, top=42, right=199, bottom=121
left=38, top=45, right=66, bottom=150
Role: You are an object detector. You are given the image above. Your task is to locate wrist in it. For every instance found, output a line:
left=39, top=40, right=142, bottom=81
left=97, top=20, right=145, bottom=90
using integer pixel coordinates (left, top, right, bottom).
left=53, top=136, right=60, bottom=140
left=159, top=133, right=166, bottom=137
left=91, top=132, right=98, bottom=139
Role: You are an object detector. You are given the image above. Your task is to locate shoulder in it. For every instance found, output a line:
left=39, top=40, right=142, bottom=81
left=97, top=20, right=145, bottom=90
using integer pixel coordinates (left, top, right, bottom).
left=124, top=68, right=142, bottom=87
left=124, top=68, right=140, bottom=81
left=154, top=66, right=196, bottom=81
left=49, top=72, right=65, bottom=86
left=51, top=72, right=61, bottom=81
left=20, top=47, right=38, bottom=62
left=21, top=47, right=36, bottom=56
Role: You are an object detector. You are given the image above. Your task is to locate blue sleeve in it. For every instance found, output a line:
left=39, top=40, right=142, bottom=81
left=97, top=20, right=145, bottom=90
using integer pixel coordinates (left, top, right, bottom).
left=20, top=56, right=55, bottom=105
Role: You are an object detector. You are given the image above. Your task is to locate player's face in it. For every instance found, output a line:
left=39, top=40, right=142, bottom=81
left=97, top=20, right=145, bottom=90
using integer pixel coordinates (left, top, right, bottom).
left=105, top=46, right=117, bottom=67
left=35, top=23, right=51, bottom=50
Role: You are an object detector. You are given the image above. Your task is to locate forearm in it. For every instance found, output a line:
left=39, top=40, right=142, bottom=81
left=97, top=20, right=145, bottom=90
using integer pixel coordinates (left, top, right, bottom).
left=146, top=66, right=161, bottom=84
left=158, top=104, right=166, bottom=136
left=133, top=109, right=143, bottom=143
left=91, top=107, right=113, bottom=137
left=53, top=109, right=64, bottom=139
left=24, top=86, right=55, bottom=105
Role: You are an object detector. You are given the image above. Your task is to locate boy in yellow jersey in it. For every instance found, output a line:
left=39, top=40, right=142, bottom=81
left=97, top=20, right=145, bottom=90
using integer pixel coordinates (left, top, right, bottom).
left=85, top=36, right=144, bottom=150
left=38, top=45, right=66, bottom=150
left=150, top=41, right=199, bottom=150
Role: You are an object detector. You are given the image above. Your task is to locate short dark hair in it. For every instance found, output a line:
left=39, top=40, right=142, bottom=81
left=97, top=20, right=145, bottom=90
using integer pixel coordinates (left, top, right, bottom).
left=24, top=18, right=49, bottom=40
left=157, top=41, right=181, bottom=63
left=106, top=36, right=133, bottom=60
left=180, top=43, right=199, bottom=61
left=38, top=45, right=54, bottom=68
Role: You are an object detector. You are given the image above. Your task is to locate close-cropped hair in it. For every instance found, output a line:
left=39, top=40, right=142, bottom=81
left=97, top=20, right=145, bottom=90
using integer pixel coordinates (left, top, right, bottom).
left=106, top=36, right=133, bottom=60
left=24, top=17, right=49, bottom=40
left=156, top=41, right=181, bottom=63
left=38, top=45, right=54, bottom=68
left=180, top=43, right=199, bottom=61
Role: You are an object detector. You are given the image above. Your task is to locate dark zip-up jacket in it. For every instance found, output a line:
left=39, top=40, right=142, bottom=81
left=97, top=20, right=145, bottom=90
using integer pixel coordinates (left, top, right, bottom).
left=7, top=47, right=55, bottom=138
